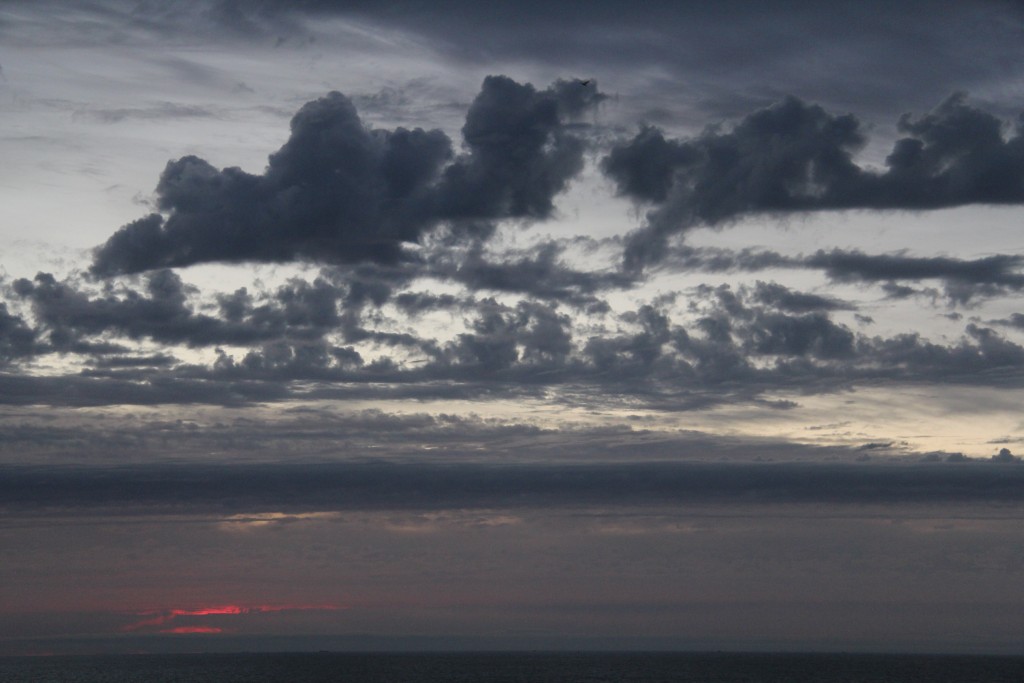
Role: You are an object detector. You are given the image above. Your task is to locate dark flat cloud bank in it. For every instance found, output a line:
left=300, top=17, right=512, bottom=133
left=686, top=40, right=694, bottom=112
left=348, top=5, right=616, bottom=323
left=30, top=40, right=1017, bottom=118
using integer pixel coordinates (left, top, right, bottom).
left=3, top=461, right=1022, bottom=515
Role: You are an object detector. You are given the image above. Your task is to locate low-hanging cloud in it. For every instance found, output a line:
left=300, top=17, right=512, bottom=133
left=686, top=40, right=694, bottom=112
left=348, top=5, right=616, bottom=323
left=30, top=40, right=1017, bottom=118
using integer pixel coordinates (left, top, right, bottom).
left=605, top=93, right=1024, bottom=270
left=660, top=244, right=1024, bottom=304
left=6, top=268, right=1024, bottom=409
left=13, top=269, right=348, bottom=349
left=4, top=460, right=1024, bottom=515
left=90, top=76, right=602, bottom=276
left=0, top=302, right=36, bottom=365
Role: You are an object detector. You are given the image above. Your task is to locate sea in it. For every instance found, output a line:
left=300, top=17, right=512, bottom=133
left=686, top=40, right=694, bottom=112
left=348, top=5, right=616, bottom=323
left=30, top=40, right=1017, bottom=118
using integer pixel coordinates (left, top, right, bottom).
left=1, top=652, right=1023, bottom=683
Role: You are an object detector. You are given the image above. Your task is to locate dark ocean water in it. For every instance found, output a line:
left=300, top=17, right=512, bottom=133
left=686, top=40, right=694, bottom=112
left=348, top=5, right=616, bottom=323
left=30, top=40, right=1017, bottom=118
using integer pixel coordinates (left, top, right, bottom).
left=2, top=652, right=1023, bottom=683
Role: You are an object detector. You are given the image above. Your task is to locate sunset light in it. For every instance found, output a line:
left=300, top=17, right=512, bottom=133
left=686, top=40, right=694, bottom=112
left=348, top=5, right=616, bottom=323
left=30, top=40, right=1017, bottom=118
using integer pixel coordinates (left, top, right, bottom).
left=4, top=0, right=1024, bottom=666
left=123, top=604, right=345, bottom=633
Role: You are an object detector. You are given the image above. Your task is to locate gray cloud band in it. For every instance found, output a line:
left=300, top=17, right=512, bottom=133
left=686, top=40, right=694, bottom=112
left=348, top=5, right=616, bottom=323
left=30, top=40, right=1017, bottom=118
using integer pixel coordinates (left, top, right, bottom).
left=3, top=461, right=1022, bottom=515
left=604, top=94, right=1024, bottom=271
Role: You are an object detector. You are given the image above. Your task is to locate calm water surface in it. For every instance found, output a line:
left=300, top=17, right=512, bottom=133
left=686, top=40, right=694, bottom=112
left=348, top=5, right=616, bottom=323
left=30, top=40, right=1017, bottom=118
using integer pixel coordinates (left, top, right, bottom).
left=2, top=652, right=1023, bottom=682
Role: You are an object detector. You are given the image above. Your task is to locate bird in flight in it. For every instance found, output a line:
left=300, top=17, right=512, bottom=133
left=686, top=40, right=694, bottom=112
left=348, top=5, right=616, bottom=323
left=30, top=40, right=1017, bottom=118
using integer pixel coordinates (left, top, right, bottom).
left=577, top=79, right=591, bottom=86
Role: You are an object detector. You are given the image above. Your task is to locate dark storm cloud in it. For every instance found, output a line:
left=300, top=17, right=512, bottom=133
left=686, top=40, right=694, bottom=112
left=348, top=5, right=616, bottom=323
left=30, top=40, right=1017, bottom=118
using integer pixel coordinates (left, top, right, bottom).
left=392, top=291, right=465, bottom=315
left=688, top=284, right=1024, bottom=385
left=6, top=267, right=1024, bottom=409
left=990, top=313, right=1024, bottom=330
left=13, top=270, right=349, bottom=349
left=869, top=323, right=1024, bottom=380
left=558, top=283, right=1024, bottom=410
left=992, top=447, right=1021, bottom=463
left=90, top=95, right=450, bottom=273
left=297, top=1, right=1024, bottom=120
left=806, top=250, right=1024, bottom=285
left=429, top=240, right=631, bottom=308
left=608, top=94, right=1024, bottom=270
left=4, top=460, right=1024, bottom=516
left=805, top=249, right=1024, bottom=303
left=431, top=76, right=589, bottom=220
left=91, top=76, right=601, bottom=276
left=0, top=408, right=718, bottom=463
left=92, top=353, right=177, bottom=368
left=662, top=245, right=794, bottom=273
left=13, top=1, right=1022, bottom=127
left=0, top=302, right=36, bottom=364
left=0, top=372, right=290, bottom=408
left=448, top=298, right=574, bottom=372
left=746, top=311, right=856, bottom=359
left=658, top=244, right=1024, bottom=304
left=601, top=126, right=701, bottom=203
left=748, top=281, right=854, bottom=313
left=684, top=284, right=856, bottom=363
left=11, top=258, right=439, bottom=358
left=0, top=366, right=541, bottom=408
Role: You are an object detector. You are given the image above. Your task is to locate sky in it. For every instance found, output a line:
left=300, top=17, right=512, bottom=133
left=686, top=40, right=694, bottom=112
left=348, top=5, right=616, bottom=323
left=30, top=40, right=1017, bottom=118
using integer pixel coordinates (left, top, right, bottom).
left=2, top=0, right=1024, bottom=656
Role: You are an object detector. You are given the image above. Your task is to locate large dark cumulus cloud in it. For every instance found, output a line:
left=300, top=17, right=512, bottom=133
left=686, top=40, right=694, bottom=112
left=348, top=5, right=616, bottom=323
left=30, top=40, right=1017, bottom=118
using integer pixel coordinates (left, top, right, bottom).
left=91, top=76, right=601, bottom=276
left=606, top=93, right=1024, bottom=270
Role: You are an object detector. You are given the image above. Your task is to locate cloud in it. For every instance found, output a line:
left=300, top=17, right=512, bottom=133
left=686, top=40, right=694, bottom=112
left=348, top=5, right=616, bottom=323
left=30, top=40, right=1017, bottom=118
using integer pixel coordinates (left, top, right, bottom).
left=72, top=102, right=217, bottom=124
left=393, top=291, right=465, bottom=316
left=681, top=284, right=856, bottom=367
left=4, top=460, right=1024, bottom=515
left=992, top=447, right=1020, bottom=463
left=90, top=76, right=601, bottom=276
left=805, top=250, right=1024, bottom=304
left=428, top=240, right=630, bottom=308
left=13, top=270, right=350, bottom=350
left=0, top=372, right=291, bottom=408
left=6, top=267, right=1024, bottom=409
left=0, top=302, right=36, bottom=364
left=601, top=125, right=701, bottom=203
left=990, top=313, right=1024, bottom=331
left=748, top=281, right=855, bottom=313
left=92, top=353, right=177, bottom=368
left=656, top=245, right=1024, bottom=305
left=606, top=94, right=1024, bottom=270
left=447, top=298, right=575, bottom=373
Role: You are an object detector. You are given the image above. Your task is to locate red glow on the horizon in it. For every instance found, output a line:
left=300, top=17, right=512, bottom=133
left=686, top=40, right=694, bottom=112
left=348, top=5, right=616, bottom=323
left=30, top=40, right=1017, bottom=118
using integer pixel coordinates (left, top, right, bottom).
left=122, top=603, right=344, bottom=632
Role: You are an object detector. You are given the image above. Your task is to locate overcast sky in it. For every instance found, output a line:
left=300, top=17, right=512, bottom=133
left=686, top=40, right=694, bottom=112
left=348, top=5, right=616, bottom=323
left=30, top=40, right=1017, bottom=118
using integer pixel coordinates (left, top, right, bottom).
left=3, top=0, right=1024, bottom=656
